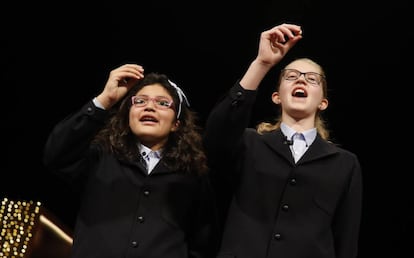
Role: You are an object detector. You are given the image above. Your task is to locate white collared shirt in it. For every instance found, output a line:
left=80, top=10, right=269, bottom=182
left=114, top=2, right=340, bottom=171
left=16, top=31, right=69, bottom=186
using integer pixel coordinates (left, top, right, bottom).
left=280, top=122, right=317, bottom=163
left=138, top=144, right=162, bottom=174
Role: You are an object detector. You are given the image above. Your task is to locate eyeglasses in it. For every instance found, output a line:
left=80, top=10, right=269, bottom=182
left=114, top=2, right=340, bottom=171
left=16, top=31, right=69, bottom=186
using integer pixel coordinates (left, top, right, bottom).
left=131, top=95, right=174, bottom=110
left=281, top=69, right=325, bottom=85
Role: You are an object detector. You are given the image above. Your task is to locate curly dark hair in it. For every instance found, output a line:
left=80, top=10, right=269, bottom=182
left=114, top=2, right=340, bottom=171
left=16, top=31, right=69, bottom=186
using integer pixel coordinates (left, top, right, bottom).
left=92, top=72, right=208, bottom=175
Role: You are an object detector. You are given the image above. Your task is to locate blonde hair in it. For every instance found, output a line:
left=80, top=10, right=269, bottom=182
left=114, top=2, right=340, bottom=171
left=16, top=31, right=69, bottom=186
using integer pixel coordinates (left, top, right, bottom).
left=256, top=58, right=330, bottom=140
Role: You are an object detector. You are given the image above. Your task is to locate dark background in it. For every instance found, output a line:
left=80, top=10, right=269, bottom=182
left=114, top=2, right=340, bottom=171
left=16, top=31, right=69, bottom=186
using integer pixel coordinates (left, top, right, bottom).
left=3, top=1, right=412, bottom=257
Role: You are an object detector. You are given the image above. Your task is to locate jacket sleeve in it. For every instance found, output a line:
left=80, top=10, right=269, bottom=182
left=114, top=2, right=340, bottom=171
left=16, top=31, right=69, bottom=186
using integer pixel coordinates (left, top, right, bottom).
left=203, top=82, right=257, bottom=167
left=43, top=101, right=109, bottom=182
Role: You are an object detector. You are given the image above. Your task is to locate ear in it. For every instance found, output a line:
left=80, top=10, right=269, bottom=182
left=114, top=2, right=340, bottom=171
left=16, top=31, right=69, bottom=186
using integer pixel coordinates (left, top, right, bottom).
left=318, top=98, right=329, bottom=110
left=271, top=92, right=281, bottom=104
left=171, top=120, right=180, bottom=132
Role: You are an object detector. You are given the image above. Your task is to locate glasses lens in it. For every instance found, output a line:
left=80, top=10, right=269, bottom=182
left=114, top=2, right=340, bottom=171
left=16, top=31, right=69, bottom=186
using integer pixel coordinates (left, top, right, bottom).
left=154, top=97, right=173, bottom=108
left=283, top=69, right=300, bottom=80
left=132, top=96, right=147, bottom=106
left=304, top=73, right=321, bottom=84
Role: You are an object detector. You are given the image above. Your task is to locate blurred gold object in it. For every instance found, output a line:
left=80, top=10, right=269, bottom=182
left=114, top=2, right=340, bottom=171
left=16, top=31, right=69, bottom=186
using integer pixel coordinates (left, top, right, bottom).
left=0, top=198, right=73, bottom=258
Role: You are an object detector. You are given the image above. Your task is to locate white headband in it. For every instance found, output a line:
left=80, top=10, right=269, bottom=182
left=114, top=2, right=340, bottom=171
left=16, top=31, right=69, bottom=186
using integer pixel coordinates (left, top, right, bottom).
left=168, top=79, right=190, bottom=118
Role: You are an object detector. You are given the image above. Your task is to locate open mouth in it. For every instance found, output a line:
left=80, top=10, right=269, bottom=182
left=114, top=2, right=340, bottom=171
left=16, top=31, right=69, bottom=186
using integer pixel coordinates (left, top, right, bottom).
left=292, top=87, right=307, bottom=98
left=140, top=115, right=158, bottom=122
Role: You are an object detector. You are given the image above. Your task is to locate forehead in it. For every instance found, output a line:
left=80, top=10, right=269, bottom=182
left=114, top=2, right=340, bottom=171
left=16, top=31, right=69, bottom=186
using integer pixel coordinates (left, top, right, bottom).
left=137, top=84, right=172, bottom=97
left=285, top=60, right=320, bottom=73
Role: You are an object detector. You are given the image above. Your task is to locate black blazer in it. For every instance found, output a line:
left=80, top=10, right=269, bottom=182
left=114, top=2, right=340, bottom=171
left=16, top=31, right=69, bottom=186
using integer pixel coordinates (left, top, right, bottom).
left=43, top=101, right=219, bottom=258
left=204, top=83, right=362, bottom=258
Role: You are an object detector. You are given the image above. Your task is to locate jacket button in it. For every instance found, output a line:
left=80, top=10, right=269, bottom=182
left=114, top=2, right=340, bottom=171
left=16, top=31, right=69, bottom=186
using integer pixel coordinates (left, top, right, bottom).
left=274, top=233, right=282, bottom=240
left=131, top=241, right=138, bottom=247
left=138, top=216, right=145, bottom=223
left=143, top=190, right=150, bottom=196
left=282, top=204, right=289, bottom=211
left=290, top=178, right=297, bottom=185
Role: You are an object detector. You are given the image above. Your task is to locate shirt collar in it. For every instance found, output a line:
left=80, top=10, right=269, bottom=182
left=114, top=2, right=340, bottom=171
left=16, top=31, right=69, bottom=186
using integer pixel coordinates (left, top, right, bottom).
left=280, top=122, right=317, bottom=146
left=138, top=143, right=163, bottom=159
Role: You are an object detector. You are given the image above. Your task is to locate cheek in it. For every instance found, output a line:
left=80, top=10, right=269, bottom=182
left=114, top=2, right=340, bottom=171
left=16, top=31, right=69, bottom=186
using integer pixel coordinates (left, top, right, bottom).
left=129, top=107, right=138, bottom=119
left=160, top=112, right=178, bottom=132
left=278, top=86, right=290, bottom=98
left=129, top=108, right=141, bottom=127
left=160, top=111, right=176, bottom=126
left=311, top=87, right=325, bottom=99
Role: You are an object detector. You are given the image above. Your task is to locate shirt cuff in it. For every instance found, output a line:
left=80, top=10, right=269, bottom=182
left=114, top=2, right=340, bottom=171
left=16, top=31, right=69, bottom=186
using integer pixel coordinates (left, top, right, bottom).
left=92, top=97, right=105, bottom=110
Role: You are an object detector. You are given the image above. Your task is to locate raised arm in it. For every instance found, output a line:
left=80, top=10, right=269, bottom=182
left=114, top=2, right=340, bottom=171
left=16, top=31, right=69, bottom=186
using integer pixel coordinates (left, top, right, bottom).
left=96, top=64, right=144, bottom=109
left=240, top=23, right=302, bottom=90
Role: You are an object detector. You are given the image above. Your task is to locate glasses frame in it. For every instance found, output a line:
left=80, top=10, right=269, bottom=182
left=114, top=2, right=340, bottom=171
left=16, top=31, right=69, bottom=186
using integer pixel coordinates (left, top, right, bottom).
left=131, top=95, right=174, bottom=110
left=281, top=68, right=325, bottom=85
